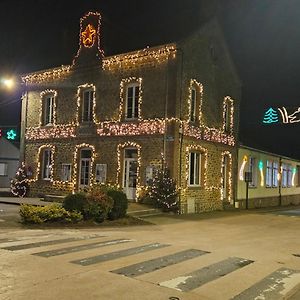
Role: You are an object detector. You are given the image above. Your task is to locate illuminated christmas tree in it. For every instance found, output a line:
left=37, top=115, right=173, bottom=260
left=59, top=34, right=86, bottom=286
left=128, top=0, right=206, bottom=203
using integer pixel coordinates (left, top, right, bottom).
left=11, top=162, right=29, bottom=197
left=149, top=167, right=178, bottom=212
left=263, top=107, right=279, bottom=124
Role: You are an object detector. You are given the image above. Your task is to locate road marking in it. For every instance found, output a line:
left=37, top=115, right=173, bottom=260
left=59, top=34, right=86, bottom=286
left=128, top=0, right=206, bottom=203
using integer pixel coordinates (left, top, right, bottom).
left=32, top=239, right=134, bottom=257
left=71, top=243, right=170, bottom=266
left=111, top=249, right=210, bottom=277
left=232, top=268, right=300, bottom=299
left=160, top=257, right=254, bottom=292
left=1, top=235, right=105, bottom=251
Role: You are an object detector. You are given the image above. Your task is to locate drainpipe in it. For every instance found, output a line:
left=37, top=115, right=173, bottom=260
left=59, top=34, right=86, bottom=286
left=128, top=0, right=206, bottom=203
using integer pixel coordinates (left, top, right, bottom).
left=163, top=53, right=170, bottom=169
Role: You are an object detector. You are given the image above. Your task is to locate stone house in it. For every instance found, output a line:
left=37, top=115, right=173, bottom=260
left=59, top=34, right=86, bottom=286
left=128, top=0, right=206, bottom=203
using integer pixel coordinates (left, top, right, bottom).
left=21, top=11, right=241, bottom=213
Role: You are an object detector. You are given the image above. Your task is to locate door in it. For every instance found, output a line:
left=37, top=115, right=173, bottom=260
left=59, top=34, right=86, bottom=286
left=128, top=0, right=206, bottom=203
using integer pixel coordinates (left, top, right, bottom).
left=123, top=149, right=138, bottom=200
left=79, top=149, right=92, bottom=188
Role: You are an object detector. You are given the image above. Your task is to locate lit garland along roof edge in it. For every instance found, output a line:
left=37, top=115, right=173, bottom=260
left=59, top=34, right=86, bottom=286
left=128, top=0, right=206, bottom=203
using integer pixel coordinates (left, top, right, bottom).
left=21, top=43, right=177, bottom=84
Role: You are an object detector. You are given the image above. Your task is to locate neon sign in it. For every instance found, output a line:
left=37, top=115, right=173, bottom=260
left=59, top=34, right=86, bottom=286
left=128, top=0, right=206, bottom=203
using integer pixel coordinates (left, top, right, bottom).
left=263, top=107, right=300, bottom=124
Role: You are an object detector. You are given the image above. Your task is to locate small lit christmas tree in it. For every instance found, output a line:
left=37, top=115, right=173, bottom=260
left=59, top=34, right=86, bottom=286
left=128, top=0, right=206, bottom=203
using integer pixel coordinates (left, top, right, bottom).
left=11, top=162, right=29, bottom=197
left=149, top=167, right=178, bottom=212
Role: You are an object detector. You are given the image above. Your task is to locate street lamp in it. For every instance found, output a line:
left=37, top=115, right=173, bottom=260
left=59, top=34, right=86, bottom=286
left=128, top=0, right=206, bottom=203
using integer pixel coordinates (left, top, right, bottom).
left=2, top=78, right=15, bottom=90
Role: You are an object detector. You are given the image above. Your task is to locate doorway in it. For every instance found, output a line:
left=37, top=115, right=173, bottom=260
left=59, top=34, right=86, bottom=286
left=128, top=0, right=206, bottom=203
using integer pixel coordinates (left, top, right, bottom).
left=79, top=149, right=92, bottom=188
left=123, top=148, right=138, bottom=200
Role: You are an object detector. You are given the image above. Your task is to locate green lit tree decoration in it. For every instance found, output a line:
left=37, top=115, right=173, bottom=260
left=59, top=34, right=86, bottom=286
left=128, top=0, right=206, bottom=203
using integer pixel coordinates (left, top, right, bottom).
left=11, top=162, right=29, bottom=197
left=6, top=129, right=17, bottom=140
left=148, top=167, right=178, bottom=212
left=263, top=108, right=279, bottom=124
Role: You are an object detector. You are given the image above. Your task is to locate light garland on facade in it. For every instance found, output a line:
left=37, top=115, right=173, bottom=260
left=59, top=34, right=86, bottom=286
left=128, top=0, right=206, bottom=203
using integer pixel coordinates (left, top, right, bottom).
left=221, top=151, right=232, bottom=202
left=118, top=77, right=143, bottom=121
left=22, top=65, right=71, bottom=84
left=239, top=155, right=248, bottom=180
left=259, top=160, right=264, bottom=187
left=292, top=167, right=297, bottom=187
left=39, top=89, right=57, bottom=127
left=102, top=45, right=176, bottom=71
left=73, top=11, right=104, bottom=65
left=72, top=144, right=96, bottom=191
left=188, top=79, right=203, bottom=124
left=76, top=83, right=97, bottom=124
left=26, top=125, right=76, bottom=140
left=222, top=96, right=234, bottom=134
left=116, top=141, right=142, bottom=195
left=35, top=144, right=55, bottom=182
left=97, top=119, right=165, bottom=136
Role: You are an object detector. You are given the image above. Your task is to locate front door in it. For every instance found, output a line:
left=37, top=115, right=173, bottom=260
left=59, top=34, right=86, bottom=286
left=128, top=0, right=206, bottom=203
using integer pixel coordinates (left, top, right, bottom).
left=123, top=149, right=138, bottom=200
left=79, top=149, right=92, bottom=189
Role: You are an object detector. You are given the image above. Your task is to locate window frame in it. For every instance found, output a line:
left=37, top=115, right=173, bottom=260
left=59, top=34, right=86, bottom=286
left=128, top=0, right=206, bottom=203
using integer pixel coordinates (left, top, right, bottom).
left=189, top=87, right=197, bottom=122
left=266, top=160, right=273, bottom=187
left=282, top=163, right=288, bottom=187
left=188, top=152, right=201, bottom=187
left=248, top=156, right=257, bottom=187
left=125, top=83, right=140, bottom=120
left=272, top=161, right=279, bottom=187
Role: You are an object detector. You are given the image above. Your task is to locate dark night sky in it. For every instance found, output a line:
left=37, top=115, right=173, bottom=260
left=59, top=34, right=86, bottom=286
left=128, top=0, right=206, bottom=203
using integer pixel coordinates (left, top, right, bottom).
left=0, top=0, right=300, bottom=159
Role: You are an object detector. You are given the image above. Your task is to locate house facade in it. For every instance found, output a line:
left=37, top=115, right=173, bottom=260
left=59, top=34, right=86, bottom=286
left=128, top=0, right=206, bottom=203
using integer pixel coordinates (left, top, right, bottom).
left=237, top=145, right=300, bottom=208
left=21, top=12, right=240, bottom=213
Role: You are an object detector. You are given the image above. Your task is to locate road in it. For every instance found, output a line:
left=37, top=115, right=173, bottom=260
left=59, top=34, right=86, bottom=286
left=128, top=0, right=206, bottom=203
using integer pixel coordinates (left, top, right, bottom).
left=1, top=207, right=300, bottom=299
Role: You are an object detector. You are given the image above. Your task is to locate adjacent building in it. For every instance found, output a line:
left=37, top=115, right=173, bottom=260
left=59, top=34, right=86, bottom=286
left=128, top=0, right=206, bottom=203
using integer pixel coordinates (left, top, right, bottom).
left=237, top=145, right=300, bottom=208
left=21, top=12, right=241, bottom=213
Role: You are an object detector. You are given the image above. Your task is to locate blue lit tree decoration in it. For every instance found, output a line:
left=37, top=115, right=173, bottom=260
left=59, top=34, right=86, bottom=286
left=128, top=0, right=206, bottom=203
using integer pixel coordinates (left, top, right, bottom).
left=6, top=129, right=17, bottom=140
left=263, top=108, right=279, bottom=124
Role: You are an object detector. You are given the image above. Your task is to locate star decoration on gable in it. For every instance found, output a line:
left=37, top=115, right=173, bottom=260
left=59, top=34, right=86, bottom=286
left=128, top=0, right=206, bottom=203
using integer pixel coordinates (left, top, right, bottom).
left=81, top=24, right=96, bottom=48
left=6, top=129, right=17, bottom=140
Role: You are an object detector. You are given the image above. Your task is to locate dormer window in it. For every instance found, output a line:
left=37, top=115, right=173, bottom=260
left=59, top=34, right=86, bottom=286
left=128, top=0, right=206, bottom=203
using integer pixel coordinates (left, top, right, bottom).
left=126, top=83, right=139, bottom=120
left=188, top=80, right=203, bottom=124
left=190, top=87, right=197, bottom=122
left=223, top=96, right=234, bottom=134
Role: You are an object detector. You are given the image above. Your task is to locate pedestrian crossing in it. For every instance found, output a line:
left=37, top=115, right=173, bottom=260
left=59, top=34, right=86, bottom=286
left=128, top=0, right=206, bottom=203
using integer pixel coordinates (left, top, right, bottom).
left=0, top=231, right=299, bottom=299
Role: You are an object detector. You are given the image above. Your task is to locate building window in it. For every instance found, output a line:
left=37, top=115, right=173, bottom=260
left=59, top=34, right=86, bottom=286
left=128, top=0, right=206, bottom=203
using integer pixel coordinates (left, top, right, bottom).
left=248, top=157, right=257, bottom=187
left=287, top=165, right=293, bottom=187
left=61, top=164, right=72, bottom=182
left=190, top=88, right=197, bottom=122
left=272, top=162, right=278, bottom=187
left=223, top=97, right=234, bottom=134
left=266, top=160, right=272, bottom=187
left=42, top=149, right=52, bottom=180
left=43, top=95, right=54, bottom=126
left=224, top=103, right=231, bottom=133
left=126, top=84, right=139, bottom=119
left=189, top=152, right=201, bottom=186
left=95, top=164, right=107, bottom=184
left=82, top=89, right=94, bottom=122
left=282, top=163, right=288, bottom=187
left=0, top=163, right=8, bottom=176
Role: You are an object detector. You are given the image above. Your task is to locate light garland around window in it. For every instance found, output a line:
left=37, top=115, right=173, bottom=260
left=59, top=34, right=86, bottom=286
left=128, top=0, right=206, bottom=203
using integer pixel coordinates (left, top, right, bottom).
left=39, top=90, right=57, bottom=127
left=36, top=144, right=55, bottom=182
left=222, top=96, right=234, bottom=134
left=118, top=77, right=143, bottom=121
left=221, top=151, right=232, bottom=202
left=188, top=79, right=203, bottom=124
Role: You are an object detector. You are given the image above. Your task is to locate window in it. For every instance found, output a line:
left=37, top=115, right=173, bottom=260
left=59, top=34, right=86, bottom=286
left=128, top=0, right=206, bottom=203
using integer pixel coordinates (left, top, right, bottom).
left=42, top=149, right=52, bottom=180
left=272, top=162, right=278, bottom=187
left=248, top=157, right=257, bottom=187
left=287, top=164, right=293, bottom=187
left=189, top=152, right=201, bottom=186
left=126, top=84, right=139, bottom=119
left=95, top=164, right=107, bottom=184
left=224, top=103, right=231, bottom=132
left=80, top=149, right=92, bottom=187
left=266, top=160, right=272, bottom=187
left=61, top=164, right=72, bottom=182
left=82, top=90, right=94, bottom=122
left=282, top=163, right=288, bottom=187
left=190, top=88, right=196, bottom=122
left=43, top=95, right=54, bottom=125
left=0, top=163, right=8, bottom=176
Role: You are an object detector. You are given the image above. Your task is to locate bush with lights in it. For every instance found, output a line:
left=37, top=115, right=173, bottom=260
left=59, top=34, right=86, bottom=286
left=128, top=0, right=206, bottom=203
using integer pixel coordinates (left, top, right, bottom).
left=11, top=162, right=29, bottom=198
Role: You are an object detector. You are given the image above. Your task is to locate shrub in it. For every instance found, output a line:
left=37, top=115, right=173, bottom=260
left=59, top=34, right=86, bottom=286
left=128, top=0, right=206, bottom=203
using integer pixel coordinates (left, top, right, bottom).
left=63, top=192, right=87, bottom=212
left=84, top=185, right=114, bottom=222
left=107, top=189, right=128, bottom=220
left=20, top=204, right=83, bottom=224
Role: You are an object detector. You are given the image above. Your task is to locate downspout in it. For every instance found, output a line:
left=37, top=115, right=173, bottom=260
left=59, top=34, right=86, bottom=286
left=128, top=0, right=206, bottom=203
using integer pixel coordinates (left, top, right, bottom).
left=163, top=54, right=170, bottom=168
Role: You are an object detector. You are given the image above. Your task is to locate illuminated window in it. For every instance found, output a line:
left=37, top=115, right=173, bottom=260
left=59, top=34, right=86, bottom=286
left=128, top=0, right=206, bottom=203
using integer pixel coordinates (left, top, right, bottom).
left=0, top=163, right=8, bottom=176
left=248, top=157, right=257, bottom=187
left=42, top=149, right=52, bottom=180
left=190, top=88, right=197, bottom=122
left=82, top=89, right=94, bottom=122
left=126, top=83, right=139, bottom=119
left=266, top=160, right=272, bottom=187
left=287, top=165, right=292, bottom=187
left=272, top=162, right=278, bottom=187
left=43, top=95, right=54, bottom=126
left=61, top=164, right=72, bottom=182
left=282, top=163, right=288, bottom=187
left=189, top=152, right=201, bottom=186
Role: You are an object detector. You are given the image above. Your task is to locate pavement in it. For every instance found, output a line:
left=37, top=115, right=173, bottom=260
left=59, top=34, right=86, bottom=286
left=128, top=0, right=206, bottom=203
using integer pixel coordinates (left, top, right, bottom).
left=1, top=199, right=300, bottom=299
